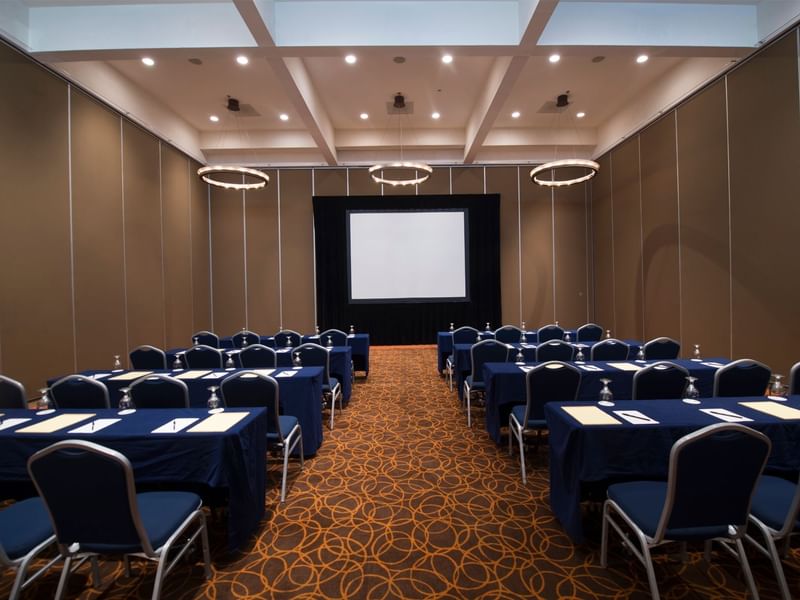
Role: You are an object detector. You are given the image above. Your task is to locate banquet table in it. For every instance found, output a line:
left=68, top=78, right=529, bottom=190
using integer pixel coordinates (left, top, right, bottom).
left=48, top=367, right=324, bottom=456
left=0, top=407, right=267, bottom=550
left=545, top=395, right=800, bottom=543
left=482, top=358, right=726, bottom=443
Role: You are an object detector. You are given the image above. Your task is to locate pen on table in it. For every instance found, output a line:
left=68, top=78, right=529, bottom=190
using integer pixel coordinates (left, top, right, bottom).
left=173, top=419, right=176, bottom=431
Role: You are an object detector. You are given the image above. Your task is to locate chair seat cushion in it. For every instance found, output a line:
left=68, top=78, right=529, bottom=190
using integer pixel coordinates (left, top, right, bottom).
left=0, top=497, right=53, bottom=560
left=323, top=377, right=340, bottom=394
left=268, top=415, right=299, bottom=441
left=464, top=376, right=484, bottom=391
left=510, top=404, right=546, bottom=430
left=750, top=475, right=800, bottom=532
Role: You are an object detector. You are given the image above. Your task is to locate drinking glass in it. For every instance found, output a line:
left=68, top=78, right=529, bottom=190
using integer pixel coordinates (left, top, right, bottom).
left=293, top=352, right=302, bottom=367
left=475, top=333, right=481, bottom=343
left=286, top=335, right=293, bottom=348
left=225, top=353, right=235, bottom=369
left=598, top=378, right=614, bottom=407
left=564, top=332, right=571, bottom=343
left=173, top=353, right=184, bottom=370
left=636, top=347, right=645, bottom=362
left=575, top=346, right=585, bottom=362
left=207, top=386, right=222, bottom=412
left=555, top=320, right=560, bottom=327
left=519, top=331, right=527, bottom=344
left=605, top=329, right=612, bottom=340
left=315, top=324, right=320, bottom=336
left=521, top=320, right=526, bottom=331
left=515, top=349, right=524, bottom=364
left=485, top=322, right=491, bottom=332
left=683, top=376, right=701, bottom=404
left=449, top=322, right=454, bottom=332
left=112, top=354, right=122, bottom=371
left=326, top=336, right=333, bottom=348
left=692, top=344, right=701, bottom=360
left=350, top=325, right=355, bottom=334
left=37, top=388, right=52, bottom=411
left=118, top=387, right=133, bottom=411
left=770, top=374, right=786, bottom=399
left=193, top=336, right=199, bottom=346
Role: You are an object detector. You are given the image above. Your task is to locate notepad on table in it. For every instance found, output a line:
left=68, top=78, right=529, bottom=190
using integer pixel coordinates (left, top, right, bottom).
left=700, top=408, right=752, bottom=423
left=606, top=362, right=642, bottom=372
left=68, top=418, right=121, bottom=434
left=0, top=418, right=31, bottom=431
left=562, top=406, right=622, bottom=425
left=174, top=370, right=211, bottom=380
left=108, top=370, right=153, bottom=381
left=187, top=412, right=248, bottom=432
left=16, top=413, right=96, bottom=434
left=701, top=361, right=726, bottom=368
left=202, top=372, right=228, bottom=380
left=518, top=365, right=534, bottom=373
left=253, top=369, right=275, bottom=376
left=276, top=370, right=297, bottom=378
left=151, top=418, right=199, bottom=433
left=578, top=364, right=602, bottom=372
left=739, top=401, right=800, bottom=420
left=91, top=373, right=111, bottom=380
left=613, top=410, right=659, bottom=425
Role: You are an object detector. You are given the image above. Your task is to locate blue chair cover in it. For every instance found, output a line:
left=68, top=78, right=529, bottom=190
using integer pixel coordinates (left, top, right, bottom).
left=713, top=359, right=771, bottom=397
left=642, top=337, right=680, bottom=360
left=192, top=331, right=219, bottom=348
left=576, top=323, right=603, bottom=342
left=232, top=330, right=260, bottom=348
left=50, top=375, right=110, bottom=409
left=0, top=375, right=27, bottom=409
left=632, top=361, right=689, bottom=400
left=129, top=345, right=167, bottom=370
left=129, top=375, right=189, bottom=409
left=537, top=324, right=564, bottom=343
left=239, top=344, right=277, bottom=368
left=590, top=339, right=629, bottom=361
left=183, top=345, right=223, bottom=369
left=536, top=340, right=574, bottom=362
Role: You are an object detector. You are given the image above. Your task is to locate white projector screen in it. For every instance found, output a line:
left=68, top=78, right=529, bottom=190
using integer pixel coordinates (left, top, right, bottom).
left=348, top=210, right=468, bottom=302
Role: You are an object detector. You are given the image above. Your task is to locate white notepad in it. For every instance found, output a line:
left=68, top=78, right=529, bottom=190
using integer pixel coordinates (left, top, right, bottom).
left=606, top=362, right=642, bottom=372
left=187, top=412, right=248, bottom=433
left=613, top=410, right=659, bottom=425
left=562, top=405, right=622, bottom=426
left=700, top=408, right=752, bottom=423
left=174, top=370, right=211, bottom=380
left=202, top=372, right=228, bottom=380
left=578, top=364, right=603, bottom=372
left=0, top=418, right=31, bottom=431
left=276, top=370, right=297, bottom=378
left=16, top=414, right=96, bottom=434
left=68, top=418, right=121, bottom=434
left=151, top=418, right=199, bottom=433
left=739, top=401, right=800, bottom=420
left=108, top=370, right=153, bottom=381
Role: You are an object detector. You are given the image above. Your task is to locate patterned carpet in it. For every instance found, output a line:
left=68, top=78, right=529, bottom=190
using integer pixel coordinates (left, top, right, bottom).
left=3, top=345, right=798, bottom=599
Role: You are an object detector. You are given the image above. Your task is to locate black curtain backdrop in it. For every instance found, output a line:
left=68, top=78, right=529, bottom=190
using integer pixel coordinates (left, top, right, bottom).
left=313, top=194, right=501, bottom=345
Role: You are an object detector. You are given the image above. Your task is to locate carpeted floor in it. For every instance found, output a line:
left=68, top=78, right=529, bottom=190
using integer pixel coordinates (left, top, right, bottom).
left=3, top=345, right=798, bottom=598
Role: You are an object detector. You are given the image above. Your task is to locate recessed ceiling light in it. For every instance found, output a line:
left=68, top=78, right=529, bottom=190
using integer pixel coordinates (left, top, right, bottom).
left=442, top=54, right=453, bottom=64
left=636, top=54, right=649, bottom=64
left=360, top=112, right=369, bottom=120
left=279, top=113, right=289, bottom=121
left=431, top=112, right=440, bottom=120
left=345, top=54, right=357, bottom=64
left=141, top=57, right=155, bottom=67
left=236, top=55, right=249, bottom=65
left=511, top=111, right=521, bottom=119
left=209, top=115, right=219, bottom=122
left=549, top=54, right=560, bottom=63
left=576, top=112, right=586, bottom=118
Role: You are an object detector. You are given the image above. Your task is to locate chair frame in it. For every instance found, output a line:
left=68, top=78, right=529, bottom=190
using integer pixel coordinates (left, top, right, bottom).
left=789, top=361, right=799, bottom=396
left=28, top=440, right=211, bottom=600
left=493, top=325, right=523, bottom=344
left=445, top=326, right=480, bottom=392
left=239, top=344, right=278, bottom=369
left=576, top=323, right=603, bottom=343
left=600, top=423, right=770, bottom=600
left=49, top=374, right=110, bottom=409
left=295, top=343, right=342, bottom=429
left=589, top=338, right=630, bottom=361
left=129, top=374, right=189, bottom=409
left=320, top=329, right=354, bottom=382
left=508, top=361, right=581, bottom=483
left=712, top=358, right=771, bottom=397
left=463, top=340, right=510, bottom=427
left=642, top=336, right=681, bottom=360
left=182, top=344, right=224, bottom=369
left=535, top=340, right=575, bottom=362
left=221, top=371, right=304, bottom=502
left=129, top=345, right=168, bottom=370
left=191, top=330, right=219, bottom=348
left=0, top=374, right=27, bottom=409
left=537, top=324, right=565, bottom=343
left=631, top=361, right=689, bottom=400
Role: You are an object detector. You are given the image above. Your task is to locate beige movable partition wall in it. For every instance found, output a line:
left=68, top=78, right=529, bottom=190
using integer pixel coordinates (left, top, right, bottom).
left=519, top=170, right=555, bottom=327
left=190, top=161, right=212, bottom=333
left=554, top=170, right=591, bottom=327
left=245, top=170, right=280, bottom=335
left=210, top=181, right=246, bottom=336
left=487, top=166, right=521, bottom=327
left=279, top=170, right=315, bottom=332
left=592, top=155, right=614, bottom=332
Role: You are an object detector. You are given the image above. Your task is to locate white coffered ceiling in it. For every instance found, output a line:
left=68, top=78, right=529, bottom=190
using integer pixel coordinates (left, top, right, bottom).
left=1, top=0, right=799, bottom=166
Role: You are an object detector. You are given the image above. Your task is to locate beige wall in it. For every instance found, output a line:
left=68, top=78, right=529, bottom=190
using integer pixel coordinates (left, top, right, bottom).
left=591, top=28, right=800, bottom=375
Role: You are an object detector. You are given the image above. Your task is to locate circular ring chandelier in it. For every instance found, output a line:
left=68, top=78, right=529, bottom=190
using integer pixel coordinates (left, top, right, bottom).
left=530, top=159, right=599, bottom=188
left=197, top=166, right=269, bottom=191
left=368, top=161, right=433, bottom=187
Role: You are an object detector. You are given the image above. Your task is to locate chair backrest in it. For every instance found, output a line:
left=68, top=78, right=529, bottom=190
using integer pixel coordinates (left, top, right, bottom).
left=129, top=374, right=189, bottom=409
left=493, top=325, right=522, bottom=344
left=232, top=330, right=260, bottom=348
left=320, top=329, right=348, bottom=346
left=0, top=374, right=27, bottom=409
left=652, top=423, right=770, bottom=543
left=452, top=326, right=480, bottom=345
left=192, top=330, right=219, bottom=348
left=183, top=345, right=223, bottom=369
left=28, top=440, right=157, bottom=556
left=576, top=323, right=603, bottom=342
left=469, top=340, right=510, bottom=385
left=129, top=345, right=167, bottom=370
left=537, top=324, right=565, bottom=343
left=274, top=330, right=302, bottom=348
left=632, top=361, right=690, bottom=400
left=536, top=340, right=574, bottom=362
left=294, top=343, right=331, bottom=383
left=643, top=337, right=681, bottom=360
left=239, top=344, right=278, bottom=368
left=220, top=371, right=282, bottom=439
left=590, top=338, right=630, bottom=361
left=713, top=359, right=771, bottom=397
left=50, top=375, right=110, bottom=409
left=522, top=361, right=582, bottom=423
left=790, top=361, right=800, bottom=396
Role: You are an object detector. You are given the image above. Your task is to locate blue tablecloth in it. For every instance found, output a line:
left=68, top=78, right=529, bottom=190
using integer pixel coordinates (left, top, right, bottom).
left=0, top=407, right=267, bottom=550
left=545, top=396, right=800, bottom=543
left=48, top=367, right=324, bottom=457
left=482, top=358, right=726, bottom=443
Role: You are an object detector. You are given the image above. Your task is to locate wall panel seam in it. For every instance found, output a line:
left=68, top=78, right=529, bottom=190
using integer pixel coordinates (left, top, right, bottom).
left=121, top=118, right=130, bottom=356
left=610, top=156, right=617, bottom=334
left=517, top=167, right=522, bottom=325
left=674, top=112, right=683, bottom=349
left=724, top=75, right=733, bottom=357
left=638, top=136, right=644, bottom=338
left=207, top=183, right=213, bottom=332
left=551, top=187, right=556, bottom=321
left=67, top=86, right=77, bottom=371
left=187, top=159, right=195, bottom=332
left=312, top=170, right=318, bottom=327
left=277, top=170, right=284, bottom=328
left=242, top=185, right=248, bottom=329
left=159, top=142, right=166, bottom=348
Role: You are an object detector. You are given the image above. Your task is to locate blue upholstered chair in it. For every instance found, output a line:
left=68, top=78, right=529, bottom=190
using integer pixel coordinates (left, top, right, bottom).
left=464, top=340, right=510, bottom=427
left=0, top=498, right=59, bottom=600
left=601, top=423, right=770, bottom=600
left=129, top=345, right=167, bottom=370
left=537, top=324, right=564, bottom=343
left=576, top=323, right=603, bottom=343
left=239, top=344, right=278, bottom=368
left=590, top=338, right=629, bottom=361
left=129, top=374, right=189, bottom=409
left=191, top=331, right=219, bottom=348
left=320, top=329, right=354, bottom=382
left=788, top=361, right=799, bottom=396
left=713, top=359, right=771, bottom=397
left=49, top=374, right=110, bottom=409
left=642, top=337, right=680, bottom=360
left=232, top=329, right=260, bottom=349
left=183, top=344, right=223, bottom=369
left=274, top=330, right=302, bottom=349
left=221, top=372, right=303, bottom=502
left=509, top=361, right=581, bottom=483
left=746, top=473, right=800, bottom=600
left=294, top=343, right=342, bottom=429
left=535, top=340, right=574, bottom=362
left=445, top=326, right=480, bottom=392
left=494, top=325, right=523, bottom=344
left=0, top=375, right=27, bottom=409
left=632, top=361, right=689, bottom=400
left=28, top=440, right=211, bottom=600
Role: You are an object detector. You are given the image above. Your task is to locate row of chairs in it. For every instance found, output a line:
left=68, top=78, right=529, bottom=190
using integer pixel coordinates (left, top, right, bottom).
left=130, top=343, right=278, bottom=370
left=458, top=323, right=607, bottom=343
left=191, top=328, right=350, bottom=349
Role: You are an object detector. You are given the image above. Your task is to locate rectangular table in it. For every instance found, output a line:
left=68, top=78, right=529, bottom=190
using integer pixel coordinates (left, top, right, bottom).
left=482, top=358, right=725, bottom=443
left=545, top=396, right=800, bottom=543
left=0, top=407, right=267, bottom=550
left=49, top=367, right=324, bottom=456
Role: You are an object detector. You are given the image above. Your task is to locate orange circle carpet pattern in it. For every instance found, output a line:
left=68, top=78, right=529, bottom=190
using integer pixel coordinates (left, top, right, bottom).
left=2, top=345, right=798, bottom=598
